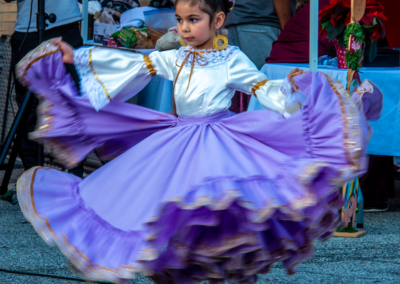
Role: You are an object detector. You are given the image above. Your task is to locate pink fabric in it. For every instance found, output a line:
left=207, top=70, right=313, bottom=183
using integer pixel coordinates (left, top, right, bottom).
left=266, top=0, right=334, bottom=64
left=332, top=38, right=347, bottom=69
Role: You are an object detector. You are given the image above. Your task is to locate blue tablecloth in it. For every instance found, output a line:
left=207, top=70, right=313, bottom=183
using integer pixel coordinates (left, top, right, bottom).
left=134, top=49, right=173, bottom=113
left=248, top=63, right=400, bottom=156
left=123, top=48, right=174, bottom=113
left=137, top=76, right=173, bottom=113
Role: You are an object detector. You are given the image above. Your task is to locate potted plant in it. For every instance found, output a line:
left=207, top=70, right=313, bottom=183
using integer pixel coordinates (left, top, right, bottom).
left=319, top=0, right=386, bottom=70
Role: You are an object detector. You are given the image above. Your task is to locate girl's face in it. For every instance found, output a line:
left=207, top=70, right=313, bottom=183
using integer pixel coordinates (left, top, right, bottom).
left=175, top=2, right=225, bottom=50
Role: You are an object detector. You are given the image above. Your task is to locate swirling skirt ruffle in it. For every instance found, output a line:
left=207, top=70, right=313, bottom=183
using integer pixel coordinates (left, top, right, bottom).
left=17, top=51, right=370, bottom=283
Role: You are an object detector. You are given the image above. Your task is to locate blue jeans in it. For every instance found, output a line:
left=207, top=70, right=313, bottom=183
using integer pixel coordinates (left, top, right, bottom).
left=228, top=24, right=281, bottom=69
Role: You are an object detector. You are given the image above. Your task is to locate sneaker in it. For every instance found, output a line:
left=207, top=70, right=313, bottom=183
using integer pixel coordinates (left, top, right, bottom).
left=364, top=203, right=389, bottom=212
left=0, top=185, right=18, bottom=205
left=11, top=185, right=18, bottom=205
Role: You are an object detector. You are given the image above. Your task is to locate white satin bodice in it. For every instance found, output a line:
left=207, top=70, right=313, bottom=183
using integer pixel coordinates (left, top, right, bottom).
left=74, top=45, right=296, bottom=117
left=172, top=47, right=239, bottom=117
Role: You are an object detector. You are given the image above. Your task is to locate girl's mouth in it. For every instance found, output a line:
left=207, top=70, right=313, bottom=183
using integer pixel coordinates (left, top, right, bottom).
left=183, top=37, right=194, bottom=42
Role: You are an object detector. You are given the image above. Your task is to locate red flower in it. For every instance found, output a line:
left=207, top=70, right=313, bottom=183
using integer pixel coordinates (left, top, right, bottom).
left=319, top=0, right=350, bottom=24
left=319, top=0, right=387, bottom=41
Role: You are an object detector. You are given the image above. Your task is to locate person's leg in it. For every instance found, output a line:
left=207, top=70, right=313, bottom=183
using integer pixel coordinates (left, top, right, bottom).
left=227, top=26, right=242, bottom=113
left=4, top=35, right=36, bottom=204
left=67, top=161, right=85, bottom=178
left=359, top=155, right=395, bottom=211
left=45, top=22, right=86, bottom=178
left=51, top=22, right=84, bottom=91
left=11, top=32, right=42, bottom=170
left=62, top=27, right=86, bottom=178
left=11, top=26, right=86, bottom=178
left=235, top=24, right=281, bottom=69
left=44, top=22, right=83, bottom=89
left=228, top=24, right=280, bottom=113
left=227, top=25, right=240, bottom=47
left=229, top=91, right=242, bottom=114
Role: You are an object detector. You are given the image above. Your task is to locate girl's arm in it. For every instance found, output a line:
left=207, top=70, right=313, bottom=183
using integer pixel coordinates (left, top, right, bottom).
left=227, top=52, right=305, bottom=117
left=55, top=40, right=177, bottom=111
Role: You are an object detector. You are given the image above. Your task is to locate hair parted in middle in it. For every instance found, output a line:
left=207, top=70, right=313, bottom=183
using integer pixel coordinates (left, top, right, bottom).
left=175, top=0, right=234, bottom=24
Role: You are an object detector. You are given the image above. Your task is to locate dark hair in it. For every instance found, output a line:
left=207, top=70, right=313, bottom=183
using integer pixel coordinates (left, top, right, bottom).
left=175, top=0, right=234, bottom=23
left=296, top=0, right=310, bottom=11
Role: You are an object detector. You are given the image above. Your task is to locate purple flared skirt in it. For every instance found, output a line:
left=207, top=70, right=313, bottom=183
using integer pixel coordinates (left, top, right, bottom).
left=16, top=51, right=371, bottom=284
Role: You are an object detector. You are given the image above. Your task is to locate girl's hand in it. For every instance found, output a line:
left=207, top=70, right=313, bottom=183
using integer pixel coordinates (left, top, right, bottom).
left=287, top=68, right=304, bottom=93
left=53, top=39, right=74, bottom=64
left=287, top=68, right=300, bottom=82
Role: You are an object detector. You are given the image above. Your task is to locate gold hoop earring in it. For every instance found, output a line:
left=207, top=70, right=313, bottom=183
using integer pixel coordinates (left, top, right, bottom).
left=180, top=38, right=188, bottom=47
left=213, top=31, right=228, bottom=51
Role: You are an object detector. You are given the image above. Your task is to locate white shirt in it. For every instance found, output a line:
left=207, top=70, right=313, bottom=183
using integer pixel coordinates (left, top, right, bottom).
left=15, top=0, right=82, bottom=32
left=73, top=45, right=298, bottom=117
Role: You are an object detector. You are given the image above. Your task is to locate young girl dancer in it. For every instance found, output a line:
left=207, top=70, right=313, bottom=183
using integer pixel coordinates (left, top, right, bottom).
left=15, top=0, right=382, bottom=283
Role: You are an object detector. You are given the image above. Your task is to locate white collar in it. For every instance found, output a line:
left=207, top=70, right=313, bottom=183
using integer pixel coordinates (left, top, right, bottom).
left=176, top=45, right=240, bottom=67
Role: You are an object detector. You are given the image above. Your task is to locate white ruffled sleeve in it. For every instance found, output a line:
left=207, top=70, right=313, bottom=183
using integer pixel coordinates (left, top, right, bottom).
left=74, top=47, right=177, bottom=111
left=226, top=51, right=306, bottom=117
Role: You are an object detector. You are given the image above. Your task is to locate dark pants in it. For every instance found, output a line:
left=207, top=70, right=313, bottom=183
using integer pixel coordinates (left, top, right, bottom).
left=359, top=155, right=395, bottom=207
left=228, top=24, right=281, bottom=114
left=229, top=92, right=251, bottom=114
left=10, top=22, right=84, bottom=177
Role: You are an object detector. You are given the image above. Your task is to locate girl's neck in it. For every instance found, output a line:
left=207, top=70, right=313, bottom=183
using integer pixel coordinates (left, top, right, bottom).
left=191, top=35, right=216, bottom=50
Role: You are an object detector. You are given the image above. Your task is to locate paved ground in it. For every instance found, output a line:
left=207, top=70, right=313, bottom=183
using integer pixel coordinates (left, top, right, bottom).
left=1, top=164, right=399, bottom=284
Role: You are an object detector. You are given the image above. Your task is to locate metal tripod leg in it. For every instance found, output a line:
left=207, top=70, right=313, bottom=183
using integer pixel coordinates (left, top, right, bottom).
left=0, top=91, right=33, bottom=195
left=0, top=132, right=22, bottom=194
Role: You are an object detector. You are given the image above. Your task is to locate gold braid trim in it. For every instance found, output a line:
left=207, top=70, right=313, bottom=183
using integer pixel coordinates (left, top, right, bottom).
left=290, top=70, right=307, bottom=92
left=144, top=54, right=156, bottom=77
left=88, top=48, right=111, bottom=101
left=21, top=49, right=61, bottom=84
left=251, top=79, right=269, bottom=97
left=292, top=70, right=307, bottom=77
left=355, top=85, right=373, bottom=97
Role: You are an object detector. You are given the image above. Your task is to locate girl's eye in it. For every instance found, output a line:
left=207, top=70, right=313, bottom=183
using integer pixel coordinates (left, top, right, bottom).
left=176, top=19, right=182, bottom=23
left=191, top=18, right=198, bottom=23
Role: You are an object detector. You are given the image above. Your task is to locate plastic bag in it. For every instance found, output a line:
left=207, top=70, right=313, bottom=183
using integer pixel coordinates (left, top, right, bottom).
left=155, top=27, right=181, bottom=50
left=120, top=7, right=157, bottom=29
left=100, top=0, right=139, bottom=13
left=147, top=27, right=164, bottom=45
left=78, top=1, right=103, bottom=15
left=149, top=0, right=174, bottom=9
left=144, top=8, right=176, bottom=34
left=318, top=55, right=338, bottom=67
left=111, top=27, right=154, bottom=49
left=101, top=7, right=117, bottom=24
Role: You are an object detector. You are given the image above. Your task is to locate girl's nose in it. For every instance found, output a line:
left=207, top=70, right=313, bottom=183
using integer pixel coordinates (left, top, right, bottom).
left=182, top=21, right=190, bottom=32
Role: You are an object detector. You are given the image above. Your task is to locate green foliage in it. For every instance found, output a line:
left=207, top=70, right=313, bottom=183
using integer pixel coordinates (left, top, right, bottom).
left=319, top=6, right=385, bottom=64
left=344, top=23, right=365, bottom=43
left=344, top=23, right=364, bottom=71
left=346, top=49, right=363, bottom=70
left=326, top=20, right=346, bottom=41
left=321, top=21, right=330, bottom=30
